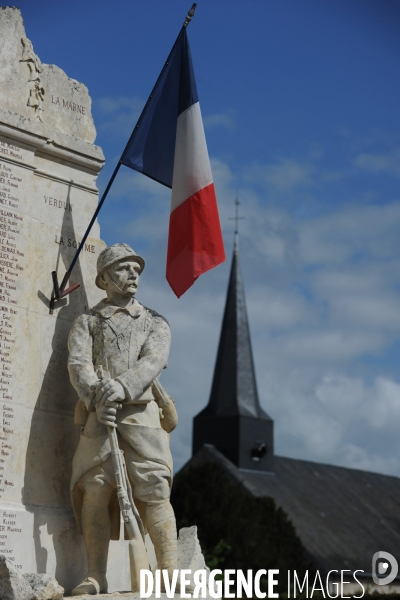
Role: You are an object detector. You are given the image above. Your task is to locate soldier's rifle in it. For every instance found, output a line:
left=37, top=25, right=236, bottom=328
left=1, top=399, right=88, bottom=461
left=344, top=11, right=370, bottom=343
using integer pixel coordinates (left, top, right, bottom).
left=96, top=365, right=149, bottom=592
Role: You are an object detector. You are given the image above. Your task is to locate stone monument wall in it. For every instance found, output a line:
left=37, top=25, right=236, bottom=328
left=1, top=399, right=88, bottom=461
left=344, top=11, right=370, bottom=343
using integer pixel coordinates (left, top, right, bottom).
left=0, top=7, right=131, bottom=593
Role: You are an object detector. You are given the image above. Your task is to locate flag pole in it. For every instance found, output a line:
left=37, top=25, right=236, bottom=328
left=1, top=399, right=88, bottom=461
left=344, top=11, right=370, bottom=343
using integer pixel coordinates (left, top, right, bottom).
left=49, top=3, right=197, bottom=314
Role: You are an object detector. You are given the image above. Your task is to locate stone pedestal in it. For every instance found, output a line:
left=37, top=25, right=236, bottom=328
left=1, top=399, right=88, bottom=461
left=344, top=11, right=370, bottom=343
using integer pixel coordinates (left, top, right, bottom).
left=0, top=6, right=134, bottom=594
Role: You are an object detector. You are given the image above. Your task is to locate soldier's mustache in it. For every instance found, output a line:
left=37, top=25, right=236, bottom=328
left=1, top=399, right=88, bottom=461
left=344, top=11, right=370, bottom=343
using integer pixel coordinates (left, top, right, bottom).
left=108, top=273, right=137, bottom=293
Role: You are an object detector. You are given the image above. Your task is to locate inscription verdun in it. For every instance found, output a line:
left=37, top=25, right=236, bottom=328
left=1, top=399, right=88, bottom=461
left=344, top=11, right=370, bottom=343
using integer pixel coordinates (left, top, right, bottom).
left=44, top=195, right=72, bottom=211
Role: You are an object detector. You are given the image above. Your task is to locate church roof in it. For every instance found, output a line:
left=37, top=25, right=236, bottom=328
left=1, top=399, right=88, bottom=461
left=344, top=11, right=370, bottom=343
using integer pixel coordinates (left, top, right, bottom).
left=187, top=444, right=400, bottom=575
left=200, top=234, right=271, bottom=420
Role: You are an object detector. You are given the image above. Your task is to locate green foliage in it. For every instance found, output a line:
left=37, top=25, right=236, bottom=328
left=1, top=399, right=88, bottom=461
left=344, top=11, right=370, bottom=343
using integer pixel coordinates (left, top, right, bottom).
left=171, top=462, right=316, bottom=593
left=205, top=539, right=233, bottom=570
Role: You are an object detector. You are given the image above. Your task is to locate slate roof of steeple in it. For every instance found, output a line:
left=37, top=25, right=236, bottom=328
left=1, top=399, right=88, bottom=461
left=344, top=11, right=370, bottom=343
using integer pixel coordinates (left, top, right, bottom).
left=199, top=234, right=271, bottom=420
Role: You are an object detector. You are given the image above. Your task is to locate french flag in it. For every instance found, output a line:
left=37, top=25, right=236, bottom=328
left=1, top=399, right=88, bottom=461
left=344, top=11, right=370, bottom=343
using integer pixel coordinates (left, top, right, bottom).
left=120, top=28, right=225, bottom=297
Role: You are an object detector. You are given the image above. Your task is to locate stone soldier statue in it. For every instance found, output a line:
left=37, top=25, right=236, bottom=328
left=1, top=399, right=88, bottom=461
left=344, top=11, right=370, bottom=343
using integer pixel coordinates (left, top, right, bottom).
left=68, top=243, right=178, bottom=596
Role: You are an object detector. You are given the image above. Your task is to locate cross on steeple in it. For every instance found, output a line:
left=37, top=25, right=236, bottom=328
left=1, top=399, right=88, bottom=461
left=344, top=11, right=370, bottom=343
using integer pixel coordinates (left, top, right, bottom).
left=229, top=198, right=245, bottom=253
left=229, top=197, right=245, bottom=234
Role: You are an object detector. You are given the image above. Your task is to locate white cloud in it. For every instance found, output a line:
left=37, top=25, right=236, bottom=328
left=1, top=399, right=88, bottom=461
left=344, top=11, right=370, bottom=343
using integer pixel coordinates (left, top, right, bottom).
left=339, top=445, right=400, bottom=475
left=245, top=158, right=315, bottom=192
left=333, top=292, right=400, bottom=330
left=95, top=95, right=144, bottom=137
left=355, top=148, right=400, bottom=177
left=299, top=201, right=400, bottom=264
left=112, top=167, right=170, bottom=201
left=314, top=373, right=400, bottom=461
left=278, top=330, right=385, bottom=362
left=266, top=370, right=400, bottom=475
left=247, top=286, right=309, bottom=331
left=315, top=373, right=365, bottom=417
left=368, top=377, right=400, bottom=430
left=203, top=111, right=235, bottom=131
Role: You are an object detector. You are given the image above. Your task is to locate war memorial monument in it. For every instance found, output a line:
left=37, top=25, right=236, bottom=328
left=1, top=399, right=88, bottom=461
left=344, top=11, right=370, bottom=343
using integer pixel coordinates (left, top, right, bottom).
left=0, top=6, right=212, bottom=598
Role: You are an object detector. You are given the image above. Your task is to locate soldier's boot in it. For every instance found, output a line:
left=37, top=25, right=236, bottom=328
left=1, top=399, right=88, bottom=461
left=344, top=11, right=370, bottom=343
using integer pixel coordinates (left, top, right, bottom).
left=72, top=491, right=110, bottom=595
left=147, top=500, right=178, bottom=585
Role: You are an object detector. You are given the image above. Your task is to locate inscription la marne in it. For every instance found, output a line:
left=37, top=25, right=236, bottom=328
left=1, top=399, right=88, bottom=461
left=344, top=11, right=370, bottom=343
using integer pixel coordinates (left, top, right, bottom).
left=51, top=95, right=86, bottom=115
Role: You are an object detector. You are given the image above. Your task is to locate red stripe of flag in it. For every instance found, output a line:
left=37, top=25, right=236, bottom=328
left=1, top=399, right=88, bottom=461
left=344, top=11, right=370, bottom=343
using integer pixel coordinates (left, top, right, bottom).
left=167, top=183, right=225, bottom=298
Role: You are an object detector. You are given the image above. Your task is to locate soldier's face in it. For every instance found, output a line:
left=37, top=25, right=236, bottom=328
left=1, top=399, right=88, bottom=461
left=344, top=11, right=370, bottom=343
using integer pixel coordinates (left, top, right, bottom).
left=106, top=258, right=141, bottom=296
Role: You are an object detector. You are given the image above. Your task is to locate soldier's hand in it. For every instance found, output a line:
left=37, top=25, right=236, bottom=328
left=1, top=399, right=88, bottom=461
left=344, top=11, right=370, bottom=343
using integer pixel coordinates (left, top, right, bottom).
left=95, top=379, right=125, bottom=407
left=95, top=400, right=120, bottom=428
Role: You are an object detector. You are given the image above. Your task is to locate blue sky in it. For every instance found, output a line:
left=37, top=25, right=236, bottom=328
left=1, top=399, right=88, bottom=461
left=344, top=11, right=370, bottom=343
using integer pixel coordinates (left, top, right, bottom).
left=12, top=0, right=400, bottom=474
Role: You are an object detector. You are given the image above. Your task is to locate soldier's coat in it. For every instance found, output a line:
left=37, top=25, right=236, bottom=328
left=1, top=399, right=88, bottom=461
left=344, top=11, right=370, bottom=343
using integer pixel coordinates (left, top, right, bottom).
left=68, top=298, right=172, bottom=538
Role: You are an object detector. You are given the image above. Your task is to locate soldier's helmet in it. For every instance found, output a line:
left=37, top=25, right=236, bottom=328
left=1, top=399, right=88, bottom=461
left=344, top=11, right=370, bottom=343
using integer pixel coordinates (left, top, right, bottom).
left=95, top=243, right=145, bottom=290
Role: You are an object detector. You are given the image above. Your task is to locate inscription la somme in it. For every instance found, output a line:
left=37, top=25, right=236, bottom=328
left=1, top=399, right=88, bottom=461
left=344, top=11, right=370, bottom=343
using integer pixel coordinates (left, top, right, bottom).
left=55, top=235, right=95, bottom=253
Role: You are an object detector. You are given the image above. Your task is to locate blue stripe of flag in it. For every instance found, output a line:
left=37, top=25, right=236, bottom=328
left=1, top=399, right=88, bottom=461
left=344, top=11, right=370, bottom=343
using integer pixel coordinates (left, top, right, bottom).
left=121, top=29, right=198, bottom=189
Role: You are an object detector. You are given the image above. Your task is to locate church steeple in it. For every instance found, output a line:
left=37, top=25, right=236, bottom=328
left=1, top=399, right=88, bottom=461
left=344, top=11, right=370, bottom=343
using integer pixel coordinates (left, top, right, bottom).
left=193, top=201, right=274, bottom=471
